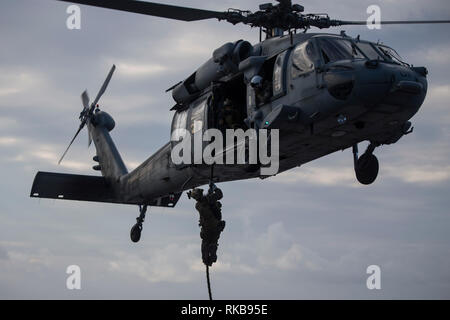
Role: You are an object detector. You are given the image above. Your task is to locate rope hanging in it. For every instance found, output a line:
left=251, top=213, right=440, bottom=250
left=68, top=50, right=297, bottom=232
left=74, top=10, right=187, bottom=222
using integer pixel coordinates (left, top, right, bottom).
left=206, top=265, right=213, bottom=300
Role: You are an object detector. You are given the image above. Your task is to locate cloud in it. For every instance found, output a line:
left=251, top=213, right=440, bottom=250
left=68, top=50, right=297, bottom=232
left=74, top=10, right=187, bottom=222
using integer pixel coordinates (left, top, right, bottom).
left=30, top=149, right=91, bottom=171
left=0, top=135, right=92, bottom=173
left=114, top=61, right=168, bottom=78
left=108, top=242, right=201, bottom=283
left=0, top=117, right=18, bottom=130
left=423, top=85, right=450, bottom=123
left=255, top=222, right=325, bottom=272
left=0, top=246, right=9, bottom=260
left=270, top=138, right=450, bottom=186
left=272, top=165, right=358, bottom=187
left=384, top=165, right=450, bottom=184
left=409, top=44, right=450, bottom=67
left=0, top=88, right=20, bottom=96
left=0, top=136, right=21, bottom=146
left=0, top=70, right=42, bottom=98
left=429, top=85, right=450, bottom=101
left=100, top=94, right=172, bottom=126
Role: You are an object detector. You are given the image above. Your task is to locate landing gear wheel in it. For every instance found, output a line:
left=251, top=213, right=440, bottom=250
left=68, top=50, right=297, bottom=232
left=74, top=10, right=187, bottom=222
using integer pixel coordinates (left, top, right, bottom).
left=130, top=205, right=148, bottom=243
left=130, top=223, right=142, bottom=243
left=355, top=153, right=379, bottom=185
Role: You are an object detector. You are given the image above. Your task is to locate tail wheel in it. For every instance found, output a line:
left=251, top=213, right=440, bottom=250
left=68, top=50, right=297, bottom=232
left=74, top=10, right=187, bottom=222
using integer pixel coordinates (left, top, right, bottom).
left=356, top=153, right=379, bottom=185
left=130, top=224, right=142, bottom=243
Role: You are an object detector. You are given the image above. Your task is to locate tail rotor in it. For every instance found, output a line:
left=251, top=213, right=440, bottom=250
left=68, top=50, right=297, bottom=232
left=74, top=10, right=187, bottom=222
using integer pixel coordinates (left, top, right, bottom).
left=58, top=65, right=116, bottom=164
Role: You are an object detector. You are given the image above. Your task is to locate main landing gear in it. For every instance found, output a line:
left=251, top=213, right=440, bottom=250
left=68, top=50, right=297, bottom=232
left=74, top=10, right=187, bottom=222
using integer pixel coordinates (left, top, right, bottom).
left=353, top=142, right=380, bottom=185
left=130, top=205, right=148, bottom=243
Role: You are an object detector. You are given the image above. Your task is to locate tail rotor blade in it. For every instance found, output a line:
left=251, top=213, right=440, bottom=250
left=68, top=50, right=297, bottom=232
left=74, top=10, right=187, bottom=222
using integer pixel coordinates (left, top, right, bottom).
left=91, top=64, right=115, bottom=109
left=88, top=129, right=93, bottom=147
left=81, top=90, right=90, bottom=111
left=58, top=123, right=85, bottom=165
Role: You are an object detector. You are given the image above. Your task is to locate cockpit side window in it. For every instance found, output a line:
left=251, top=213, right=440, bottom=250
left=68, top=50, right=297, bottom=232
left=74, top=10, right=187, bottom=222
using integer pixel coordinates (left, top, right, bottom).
left=291, top=41, right=316, bottom=79
left=317, top=37, right=365, bottom=64
left=356, top=42, right=384, bottom=60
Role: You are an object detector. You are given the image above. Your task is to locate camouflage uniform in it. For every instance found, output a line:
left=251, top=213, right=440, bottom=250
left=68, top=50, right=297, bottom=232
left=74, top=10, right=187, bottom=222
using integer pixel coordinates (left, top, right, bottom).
left=255, top=80, right=272, bottom=106
left=189, top=186, right=226, bottom=266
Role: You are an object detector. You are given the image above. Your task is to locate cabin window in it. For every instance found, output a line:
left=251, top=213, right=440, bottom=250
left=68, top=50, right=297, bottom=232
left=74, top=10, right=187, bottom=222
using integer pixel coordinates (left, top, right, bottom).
left=171, top=109, right=188, bottom=142
left=190, top=100, right=206, bottom=134
left=273, top=51, right=287, bottom=97
left=317, top=37, right=365, bottom=64
left=291, top=41, right=316, bottom=78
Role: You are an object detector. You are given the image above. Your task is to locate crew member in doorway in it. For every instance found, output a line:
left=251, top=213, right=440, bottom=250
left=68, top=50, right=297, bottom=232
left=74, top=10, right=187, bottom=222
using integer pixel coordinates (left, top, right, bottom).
left=219, top=98, right=240, bottom=130
left=253, top=76, right=272, bottom=106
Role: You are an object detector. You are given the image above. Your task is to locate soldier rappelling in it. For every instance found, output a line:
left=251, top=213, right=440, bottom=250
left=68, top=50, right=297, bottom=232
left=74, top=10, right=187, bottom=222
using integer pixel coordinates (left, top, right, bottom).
left=188, top=183, right=226, bottom=266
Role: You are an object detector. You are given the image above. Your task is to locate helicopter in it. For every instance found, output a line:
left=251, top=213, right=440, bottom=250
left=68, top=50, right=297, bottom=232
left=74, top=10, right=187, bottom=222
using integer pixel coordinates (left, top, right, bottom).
left=30, top=0, right=450, bottom=244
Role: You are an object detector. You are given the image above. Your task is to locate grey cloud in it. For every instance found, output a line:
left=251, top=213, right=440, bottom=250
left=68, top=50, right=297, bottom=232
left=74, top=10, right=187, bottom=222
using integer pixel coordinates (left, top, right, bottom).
left=0, top=246, right=9, bottom=260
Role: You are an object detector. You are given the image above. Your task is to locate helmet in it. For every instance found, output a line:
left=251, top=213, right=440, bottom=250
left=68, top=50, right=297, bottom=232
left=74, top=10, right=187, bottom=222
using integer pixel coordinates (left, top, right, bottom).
left=189, top=188, right=204, bottom=200
left=250, top=75, right=263, bottom=89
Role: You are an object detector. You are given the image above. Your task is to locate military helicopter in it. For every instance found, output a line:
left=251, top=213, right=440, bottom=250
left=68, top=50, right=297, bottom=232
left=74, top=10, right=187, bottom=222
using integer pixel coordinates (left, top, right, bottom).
left=30, top=0, right=450, bottom=244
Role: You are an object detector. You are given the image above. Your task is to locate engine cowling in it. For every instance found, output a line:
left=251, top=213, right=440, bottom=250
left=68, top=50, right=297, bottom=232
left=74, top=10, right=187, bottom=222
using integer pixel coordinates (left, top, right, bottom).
left=172, top=40, right=253, bottom=105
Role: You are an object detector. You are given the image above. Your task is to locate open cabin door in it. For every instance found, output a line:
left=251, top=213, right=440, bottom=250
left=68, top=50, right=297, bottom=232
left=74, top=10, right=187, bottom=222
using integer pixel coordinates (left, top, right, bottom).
left=170, top=97, right=209, bottom=167
left=190, top=97, right=208, bottom=164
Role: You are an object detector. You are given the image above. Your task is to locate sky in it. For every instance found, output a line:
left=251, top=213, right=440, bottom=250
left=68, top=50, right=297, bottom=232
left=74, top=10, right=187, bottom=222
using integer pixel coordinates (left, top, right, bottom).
left=1, top=0, right=450, bottom=299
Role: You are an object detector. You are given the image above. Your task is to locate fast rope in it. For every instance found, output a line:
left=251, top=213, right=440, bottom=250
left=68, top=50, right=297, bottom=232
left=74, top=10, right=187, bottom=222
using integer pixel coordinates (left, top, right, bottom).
left=205, top=165, right=214, bottom=301
left=206, top=265, right=213, bottom=300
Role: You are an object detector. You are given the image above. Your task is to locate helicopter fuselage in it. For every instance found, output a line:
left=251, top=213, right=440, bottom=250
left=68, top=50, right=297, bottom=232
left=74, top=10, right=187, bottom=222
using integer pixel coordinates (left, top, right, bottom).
left=30, top=32, right=427, bottom=206
left=112, top=32, right=427, bottom=205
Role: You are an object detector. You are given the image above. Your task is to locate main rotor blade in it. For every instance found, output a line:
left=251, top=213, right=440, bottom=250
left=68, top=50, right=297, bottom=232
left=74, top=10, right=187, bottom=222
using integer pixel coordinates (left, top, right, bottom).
left=58, top=123, right=85, bottom=165
left=337, top=20, right=450, bottom=26
left=91, top=64, right=115, bottom=110
left=55, top=0, right=226, bottom=22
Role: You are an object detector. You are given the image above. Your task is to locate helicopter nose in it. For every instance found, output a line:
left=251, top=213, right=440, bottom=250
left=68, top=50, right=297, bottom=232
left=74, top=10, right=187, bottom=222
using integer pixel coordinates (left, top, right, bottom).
left=323, top=61, right=395, bottom=102
left=383, top=66, right=428, bottom=116
left=352, top=61, right=427, bottom=109
left=323, top=67, right=356, bottom=100
left=352, top=61, right=393, bottom=104
left=322, top=60, right=428, bottom=119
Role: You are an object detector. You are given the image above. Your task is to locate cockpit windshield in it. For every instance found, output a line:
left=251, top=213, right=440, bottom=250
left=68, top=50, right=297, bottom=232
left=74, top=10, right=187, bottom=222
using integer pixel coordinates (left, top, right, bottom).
left=317, top=37, right=365, bottom=64
left=376, top=45, right=409, bottom=66
left=316, top=37, right=409, bottom=66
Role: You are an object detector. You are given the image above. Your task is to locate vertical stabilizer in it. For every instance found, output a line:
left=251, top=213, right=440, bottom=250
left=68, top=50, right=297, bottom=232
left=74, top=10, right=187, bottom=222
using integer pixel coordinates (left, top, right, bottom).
left=88, top=111, right=127, bottom=181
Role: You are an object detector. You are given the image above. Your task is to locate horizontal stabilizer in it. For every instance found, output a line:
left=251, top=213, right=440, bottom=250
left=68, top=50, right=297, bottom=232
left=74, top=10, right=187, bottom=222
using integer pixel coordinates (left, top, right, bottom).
left=30, top=171, right=182, bottom=207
